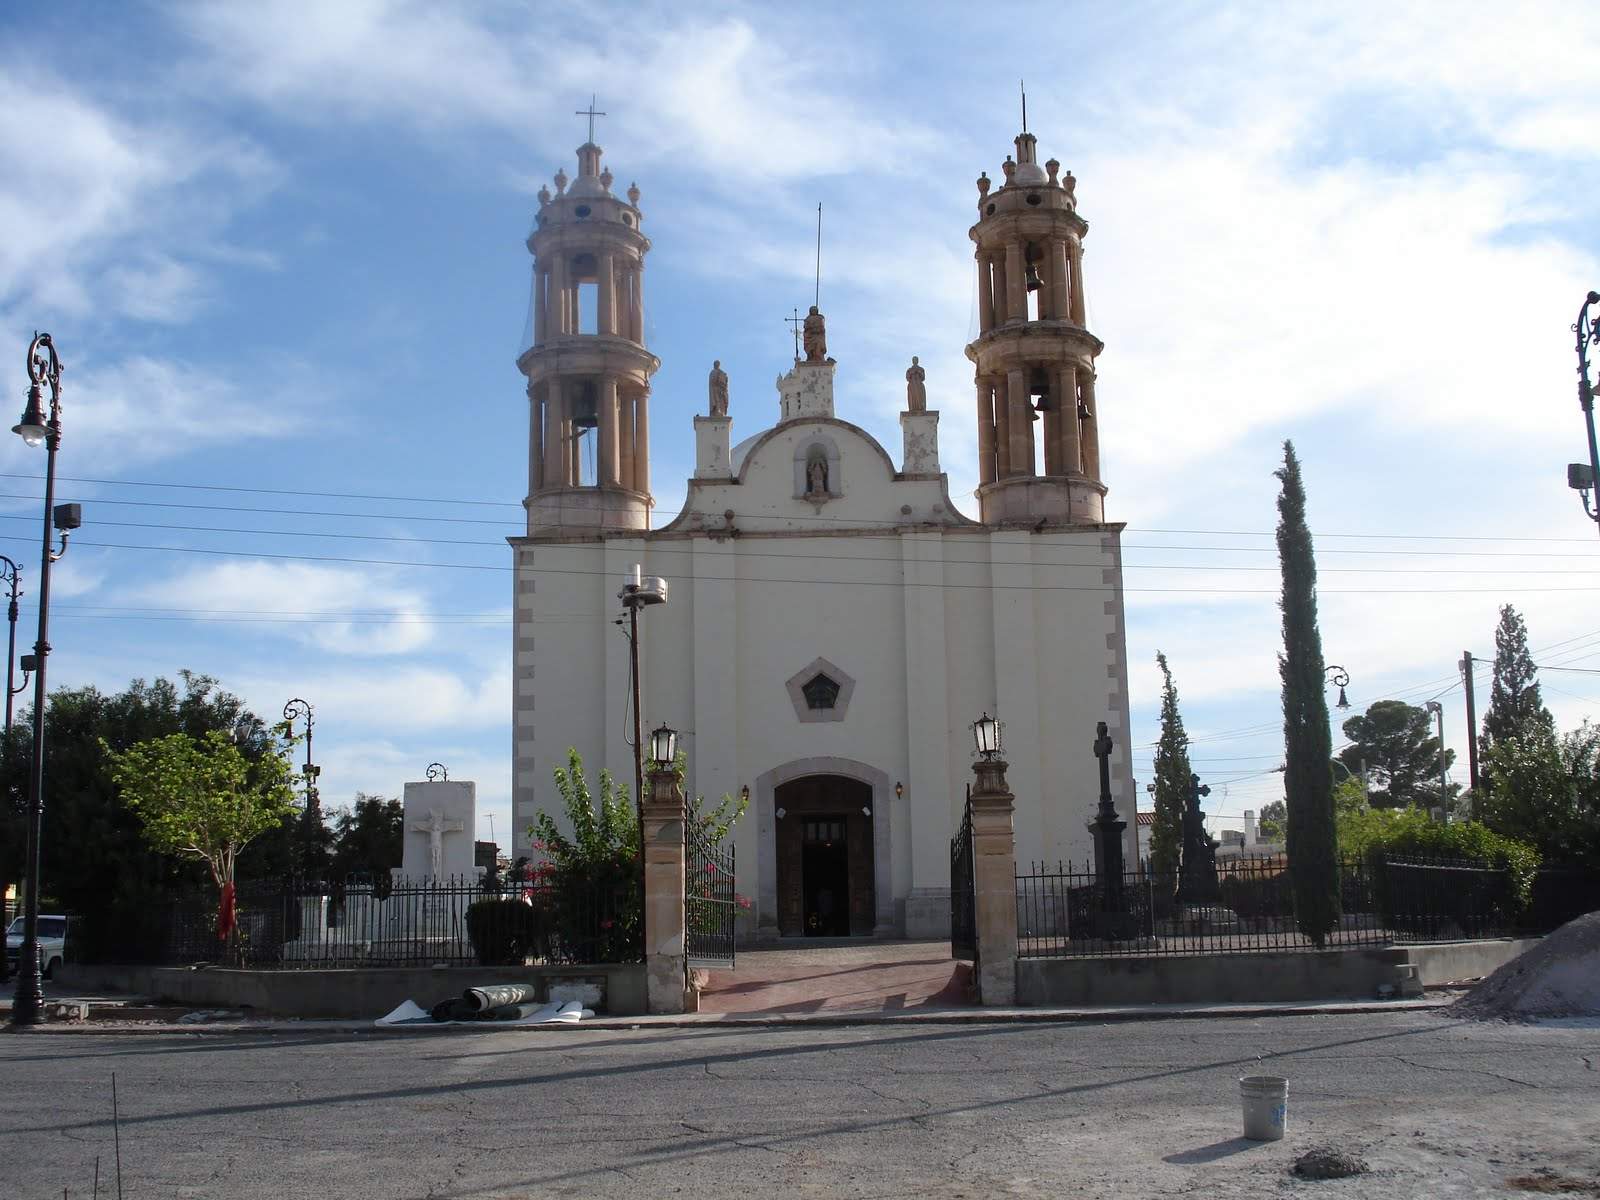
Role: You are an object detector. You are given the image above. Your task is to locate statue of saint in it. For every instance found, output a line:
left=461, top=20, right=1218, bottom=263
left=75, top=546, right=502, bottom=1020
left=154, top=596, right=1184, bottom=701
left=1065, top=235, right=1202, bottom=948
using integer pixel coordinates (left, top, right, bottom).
left=905, top=356, right=927, bottom=413
left=806, top=452, right=829, bottom=496
left=802, top=305, right=827, bottom=363
left=708, top=360, right=729, bottom=417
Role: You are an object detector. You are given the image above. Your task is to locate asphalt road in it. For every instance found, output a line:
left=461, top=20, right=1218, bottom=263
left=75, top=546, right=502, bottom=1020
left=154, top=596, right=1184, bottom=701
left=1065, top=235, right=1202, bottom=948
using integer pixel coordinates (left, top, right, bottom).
left=2, top=1012, right=1597, bottom=1199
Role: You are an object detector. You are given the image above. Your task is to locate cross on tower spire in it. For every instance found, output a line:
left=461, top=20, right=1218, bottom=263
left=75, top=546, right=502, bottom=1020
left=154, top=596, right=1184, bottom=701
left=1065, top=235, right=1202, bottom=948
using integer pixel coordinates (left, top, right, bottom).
left=575, top=94, right=607, bottom=144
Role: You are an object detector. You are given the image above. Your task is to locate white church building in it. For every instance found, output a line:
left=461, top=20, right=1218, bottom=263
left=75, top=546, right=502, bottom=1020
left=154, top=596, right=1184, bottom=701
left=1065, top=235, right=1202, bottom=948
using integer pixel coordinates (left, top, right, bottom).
left=510, top=123, right=1137, bottom=938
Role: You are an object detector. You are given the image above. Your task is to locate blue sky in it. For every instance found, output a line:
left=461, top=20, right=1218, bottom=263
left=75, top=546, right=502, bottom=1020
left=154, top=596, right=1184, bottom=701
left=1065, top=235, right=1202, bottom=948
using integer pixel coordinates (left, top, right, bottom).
left=1, top=1, right=1598, bottom=847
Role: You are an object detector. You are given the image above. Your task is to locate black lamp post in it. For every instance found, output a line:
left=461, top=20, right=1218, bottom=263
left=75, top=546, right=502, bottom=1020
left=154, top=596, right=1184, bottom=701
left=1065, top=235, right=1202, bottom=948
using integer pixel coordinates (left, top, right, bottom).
left=1566, top=291, right=1600, bottom=534
left=1324, top=664, right=1351, bottom=712
left=282, top=698, right=321, bottom=874
left=10, top=333, right=81, bottom=1027
left=0, top=555, right=29, bottom=734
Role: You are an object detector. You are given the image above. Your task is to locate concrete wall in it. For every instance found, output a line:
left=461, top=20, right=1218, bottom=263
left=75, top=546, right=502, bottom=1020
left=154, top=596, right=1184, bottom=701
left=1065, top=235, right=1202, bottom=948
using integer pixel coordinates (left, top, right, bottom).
left=57, top=962, right=648, bottom=1018
left=1014, top=938, right=1539, bottom=1007
left=511, top=414, right=1137, bottom=939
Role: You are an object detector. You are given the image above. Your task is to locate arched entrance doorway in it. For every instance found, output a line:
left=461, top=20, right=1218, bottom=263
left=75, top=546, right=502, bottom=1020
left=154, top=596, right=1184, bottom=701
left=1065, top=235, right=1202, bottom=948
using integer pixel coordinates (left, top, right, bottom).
left=773, top=775, right=875, bottom=937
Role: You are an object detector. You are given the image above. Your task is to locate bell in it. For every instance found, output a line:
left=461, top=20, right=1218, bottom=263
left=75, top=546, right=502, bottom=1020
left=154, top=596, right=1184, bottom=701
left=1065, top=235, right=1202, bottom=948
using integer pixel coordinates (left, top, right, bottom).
left=571, top=410, right=599, bottom=432
left=1024, top=261, right=1043, bottom=292
left=1337, top=685, right=1350, bottom=711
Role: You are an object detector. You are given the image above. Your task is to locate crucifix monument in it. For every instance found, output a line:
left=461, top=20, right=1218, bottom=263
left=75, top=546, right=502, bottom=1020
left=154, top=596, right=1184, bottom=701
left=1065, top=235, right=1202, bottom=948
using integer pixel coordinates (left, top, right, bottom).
left=396, top=776, right=480, bottom=882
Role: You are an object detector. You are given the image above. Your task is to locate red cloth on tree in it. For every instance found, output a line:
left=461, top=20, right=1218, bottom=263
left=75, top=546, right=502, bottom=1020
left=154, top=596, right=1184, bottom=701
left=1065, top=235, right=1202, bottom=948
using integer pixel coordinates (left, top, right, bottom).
left=217, top=881, right=237, bottom=941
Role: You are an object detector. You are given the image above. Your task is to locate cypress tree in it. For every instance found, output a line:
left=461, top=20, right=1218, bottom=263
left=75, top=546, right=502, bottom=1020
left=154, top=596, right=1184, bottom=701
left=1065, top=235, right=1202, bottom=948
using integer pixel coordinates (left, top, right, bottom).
left=1276, top=441, right=1340, bottom=947
left=1482, top=604, right=1554, bottom=750
left=1149, top=652, right=1192, bottom=883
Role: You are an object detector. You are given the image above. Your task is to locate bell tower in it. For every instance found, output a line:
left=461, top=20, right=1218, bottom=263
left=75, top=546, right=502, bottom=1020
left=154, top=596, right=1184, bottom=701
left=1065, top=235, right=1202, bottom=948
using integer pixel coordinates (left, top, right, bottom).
left=965, top=127, right=1106, bottom=526
left=517, top=114, right=659, bottom=534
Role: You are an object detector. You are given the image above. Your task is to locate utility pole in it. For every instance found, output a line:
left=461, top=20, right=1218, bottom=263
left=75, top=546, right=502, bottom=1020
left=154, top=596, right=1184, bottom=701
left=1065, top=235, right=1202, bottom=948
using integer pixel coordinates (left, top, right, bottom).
left=1460, top=651, right=1480, bottom=795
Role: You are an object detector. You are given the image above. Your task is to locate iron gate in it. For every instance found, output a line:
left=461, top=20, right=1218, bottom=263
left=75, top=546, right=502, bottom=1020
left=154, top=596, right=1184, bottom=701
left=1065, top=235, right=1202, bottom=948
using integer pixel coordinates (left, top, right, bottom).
left=687, top=824, right=736, bottom=968
left=951, top=788, right=977, bottom=962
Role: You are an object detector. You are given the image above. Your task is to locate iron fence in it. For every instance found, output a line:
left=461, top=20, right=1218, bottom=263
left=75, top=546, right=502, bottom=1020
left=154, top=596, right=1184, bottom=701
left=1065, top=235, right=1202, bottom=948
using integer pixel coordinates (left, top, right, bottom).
left=145, top=867, right=641, bottom=969
left=1015, top=854, right=1570, bottom=958
left=950, top=792, right=977, bottom=962
left=686, top=825, right=737, bottom=969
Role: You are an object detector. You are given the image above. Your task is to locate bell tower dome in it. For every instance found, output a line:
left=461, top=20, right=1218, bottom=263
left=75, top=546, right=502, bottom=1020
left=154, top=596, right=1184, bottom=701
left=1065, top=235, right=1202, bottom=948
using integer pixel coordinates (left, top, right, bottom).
left=965, top=128, right=1106, bottom=526
left=517, top=116, right=659, bottom=534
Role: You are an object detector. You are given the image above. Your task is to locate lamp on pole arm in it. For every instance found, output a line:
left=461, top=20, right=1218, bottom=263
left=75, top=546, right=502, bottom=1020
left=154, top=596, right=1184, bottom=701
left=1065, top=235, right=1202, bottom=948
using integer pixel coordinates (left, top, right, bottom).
left=10, top=333, right=80, bottom=1028
left=1565, top=291, right=1600, bottom=536
left=1324, top=664, right=1351, bottom=711
left=282, top=698, right=321, bottom=873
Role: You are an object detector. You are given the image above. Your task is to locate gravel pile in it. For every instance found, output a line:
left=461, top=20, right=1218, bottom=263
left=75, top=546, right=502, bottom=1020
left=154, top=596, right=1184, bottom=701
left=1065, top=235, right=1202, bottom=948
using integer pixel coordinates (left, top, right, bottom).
left=1292, top=1146, right=1369, bottom=1180
left=1454, top=912, right=1600, bottom=1021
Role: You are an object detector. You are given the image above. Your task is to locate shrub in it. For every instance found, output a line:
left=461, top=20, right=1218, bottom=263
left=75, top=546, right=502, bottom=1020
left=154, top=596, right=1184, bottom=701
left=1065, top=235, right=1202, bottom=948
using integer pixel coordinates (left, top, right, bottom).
left=465, top=898, right=546, bottom=966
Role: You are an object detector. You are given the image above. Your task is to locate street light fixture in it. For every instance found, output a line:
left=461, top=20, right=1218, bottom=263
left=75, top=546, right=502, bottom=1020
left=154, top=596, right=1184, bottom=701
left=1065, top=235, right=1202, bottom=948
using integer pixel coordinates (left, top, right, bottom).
left=649, top=724, right=678, bottom=771
left=972, top=712, right=1001, bottom=759
left=0, top=556, right=27, bottom=734
left=282, top=697, right=321, bottom=874
left=10, top=333, right=79, bottom=1028
left=1324, top=665, right=1351, bottom=711
left=1567, top=290, right=1600, bottom=536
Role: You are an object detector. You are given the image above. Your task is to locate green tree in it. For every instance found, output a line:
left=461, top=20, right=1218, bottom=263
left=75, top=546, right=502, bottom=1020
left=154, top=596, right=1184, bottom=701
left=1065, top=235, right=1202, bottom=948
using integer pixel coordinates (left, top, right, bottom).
left=105, top=729, right=297, bottom=910
left=1337, top=700, right=1457, bottom=809
left=2, top=672, right=280, bottom=961
left=1479, top=723, right=1600, bottom=868
left=1276, top=441, right=1340, bottom=947
left=1148, top=651, right=1192, bottom=880
left=328, top=793, right=403, bottom=881
left=1257, top=799, right=1287, bottom=842
left=531, top=749, right=641, bottom=961
left=1482, top=605, right=1554, bottom=752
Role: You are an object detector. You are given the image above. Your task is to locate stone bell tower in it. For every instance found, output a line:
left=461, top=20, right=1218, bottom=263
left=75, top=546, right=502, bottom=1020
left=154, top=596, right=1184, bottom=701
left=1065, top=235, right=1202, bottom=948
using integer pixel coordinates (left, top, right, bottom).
left=517, top=122, right=659, bottom=533
left=965, top=127, right=1105, bottom=526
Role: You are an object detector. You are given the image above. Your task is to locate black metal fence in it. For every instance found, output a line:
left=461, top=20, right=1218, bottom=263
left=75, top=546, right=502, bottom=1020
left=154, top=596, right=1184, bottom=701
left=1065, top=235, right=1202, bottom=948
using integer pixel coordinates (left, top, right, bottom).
left=686, top=826, right=736, bottom=969
left=140, top=867, right=642, bottom=969
left=1015, top=854, right=1589, bottom=959
left=950, top=793, right=977, bottom=962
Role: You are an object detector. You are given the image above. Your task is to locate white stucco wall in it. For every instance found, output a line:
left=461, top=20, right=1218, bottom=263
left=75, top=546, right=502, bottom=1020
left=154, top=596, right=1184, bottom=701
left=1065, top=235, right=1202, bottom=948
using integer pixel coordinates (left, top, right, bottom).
left=511, top=415, right=1136, bottom=935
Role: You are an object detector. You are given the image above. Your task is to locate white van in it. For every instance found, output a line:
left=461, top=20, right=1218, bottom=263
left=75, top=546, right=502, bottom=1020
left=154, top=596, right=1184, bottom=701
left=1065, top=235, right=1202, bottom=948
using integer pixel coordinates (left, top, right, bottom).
left=5, top=914, right=68, bottom=979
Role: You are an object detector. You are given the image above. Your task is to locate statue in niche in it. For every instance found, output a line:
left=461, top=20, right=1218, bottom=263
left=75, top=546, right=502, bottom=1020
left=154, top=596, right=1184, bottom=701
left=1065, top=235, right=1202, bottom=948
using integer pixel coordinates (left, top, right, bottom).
left=708, top=360, right=729, bottom=417
left=806, top=448, right=829, bottom=497
left=802, top=305, right=828, bottom=363
left=905, top=356, right=927, bottom=413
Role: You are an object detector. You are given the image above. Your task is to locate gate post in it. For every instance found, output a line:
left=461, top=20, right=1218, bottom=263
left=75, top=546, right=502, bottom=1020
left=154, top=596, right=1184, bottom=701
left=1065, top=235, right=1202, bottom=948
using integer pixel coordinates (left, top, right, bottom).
left=642, top=762, right=689, bottom=1014
left=969, top=755, right=1018, bottom=1006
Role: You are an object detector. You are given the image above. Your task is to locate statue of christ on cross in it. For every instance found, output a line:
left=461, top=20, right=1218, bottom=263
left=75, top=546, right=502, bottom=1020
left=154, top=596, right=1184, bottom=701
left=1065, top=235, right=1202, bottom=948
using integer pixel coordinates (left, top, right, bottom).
left=412, top=808, right=464, bottom=879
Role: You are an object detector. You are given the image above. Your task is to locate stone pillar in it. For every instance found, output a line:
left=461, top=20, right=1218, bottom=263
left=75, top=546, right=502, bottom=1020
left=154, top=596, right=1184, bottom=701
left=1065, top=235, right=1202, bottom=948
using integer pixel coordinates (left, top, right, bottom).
left=1042, top=403, right=1062, bottom=477
left=634, top=386, right=651, bottom=499
left=532, top=268, right=547, bottom=346
left=1068, top=239, right=1086, bottom=325
left=1006, top=368, right=1031, bottom=477
left=598, top=251, right=616, bottom=336
left=643, top=765, right=689, bottom=1014
left=969, top=756, right=1018, bottom=1006
left=568, top=408, right=581, bottom=485
left=619, top=388, right=636, bottom=490
left=630, top=261, right=644, bottom=343
left=1079, top=368, right=1100, bottom=479
left=1004, top=242, right=1025, bottom=324
left=598, top=375, right=620, bottom=486
left=976, top=377, right=997, bottom=485
left=694, top=413, right=733, bottom=480
left=543, top=380, right=566, bottom=486
left=993, top=376, right=1011, bottom=478
left=1051, top=239, right=1070, bottom=322
left=900, top=409, right=940, bottom=474
left=992, top=255, right=1009, bottom=329
left=550, top=254, right=569, bottom=336
left=977, top=254, right=994, bottom=334
left=1058, top=367, right=1081, bottom=474
left=528, top=383, right=544, bottom=495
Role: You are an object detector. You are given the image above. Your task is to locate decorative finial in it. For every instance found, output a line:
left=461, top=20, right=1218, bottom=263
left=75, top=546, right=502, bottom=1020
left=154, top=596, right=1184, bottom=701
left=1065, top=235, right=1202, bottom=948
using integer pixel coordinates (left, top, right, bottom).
left=977, top=171, right=991, bottom=198
left=575, top=94, right=607, bottom=144
left=599, top=166, right=613, bottom=191
left=537, top=184, right=551, bottom=207
left=1063, top=170, right=1076, bottom=200
left=1020, top=78, right=1028, bottom=134
left=627, top=181, right=641, bottom=206
left=553, top=167, right=568, bottom=195
left=1001, top=156, right=1016, bottom=184
left=1045, top=158, right=1060, bottom=185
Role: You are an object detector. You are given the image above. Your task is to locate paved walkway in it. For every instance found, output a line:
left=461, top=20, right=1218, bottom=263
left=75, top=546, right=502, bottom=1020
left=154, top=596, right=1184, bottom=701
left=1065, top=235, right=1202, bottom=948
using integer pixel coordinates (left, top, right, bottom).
left=699, top=939, right=973, bottom=1013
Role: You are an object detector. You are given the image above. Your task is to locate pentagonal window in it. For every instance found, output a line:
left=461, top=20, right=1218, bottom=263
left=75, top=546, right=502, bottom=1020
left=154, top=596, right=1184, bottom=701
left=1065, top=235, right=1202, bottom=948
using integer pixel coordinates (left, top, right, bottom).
left=802, top=674, right=840, bottom=710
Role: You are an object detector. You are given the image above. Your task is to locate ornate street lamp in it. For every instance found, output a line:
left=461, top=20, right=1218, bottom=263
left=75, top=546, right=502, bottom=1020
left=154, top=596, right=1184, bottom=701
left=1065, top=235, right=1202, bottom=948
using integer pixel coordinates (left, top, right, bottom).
left=0, top=556, right=28, bottom=734
left=282, top=697, right=321, bottom=874
left=649, top=724, right=678, bottom=771
left=1324, top=664, right=1351, bottom=711
left=972, top=712, right=1002, bottom=760
left=1566, top=291, right=1600, bottom=535
left=10, top=333, right=81, bottom=1027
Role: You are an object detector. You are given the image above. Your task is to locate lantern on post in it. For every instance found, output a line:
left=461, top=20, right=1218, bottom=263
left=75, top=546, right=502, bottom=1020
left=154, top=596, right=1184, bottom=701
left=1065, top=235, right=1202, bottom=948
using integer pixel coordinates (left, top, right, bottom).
left=649, top=724, right=678, bottom=771
left=973, top=712, right=1001, bottom=760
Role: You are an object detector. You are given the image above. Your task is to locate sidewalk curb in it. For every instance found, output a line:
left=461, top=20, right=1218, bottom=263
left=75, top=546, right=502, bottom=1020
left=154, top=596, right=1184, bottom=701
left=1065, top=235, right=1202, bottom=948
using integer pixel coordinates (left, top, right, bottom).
left=3, top=996, right=1453, bottom=1036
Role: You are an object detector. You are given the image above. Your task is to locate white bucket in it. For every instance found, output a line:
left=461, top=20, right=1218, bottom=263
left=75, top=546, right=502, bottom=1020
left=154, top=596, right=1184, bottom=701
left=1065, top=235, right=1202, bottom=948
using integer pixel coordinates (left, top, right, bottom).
left=1239, top=1075, right=1288, bottom=1141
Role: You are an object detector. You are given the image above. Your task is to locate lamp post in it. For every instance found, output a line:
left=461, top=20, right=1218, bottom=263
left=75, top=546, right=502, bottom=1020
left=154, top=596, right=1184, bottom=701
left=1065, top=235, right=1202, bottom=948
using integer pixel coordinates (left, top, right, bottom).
left=0, top=556, right=28, bottom=734
left=10, top=333, right=81, bottom=1027
left=1565, top=290, right=1600, bottom=535
left=1324, top=665, right=1351, bottom=712
left=618, top=566, right=668, bottom=851
left=282, top=698, right=321, bottom=874
left=1424, top=700, right=1449, bottom=819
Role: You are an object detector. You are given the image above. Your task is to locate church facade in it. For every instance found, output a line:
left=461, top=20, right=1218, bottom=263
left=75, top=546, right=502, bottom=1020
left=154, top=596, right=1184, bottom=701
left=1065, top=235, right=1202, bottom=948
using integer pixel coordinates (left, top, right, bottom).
left=510, top=124, right=1136, bottom=938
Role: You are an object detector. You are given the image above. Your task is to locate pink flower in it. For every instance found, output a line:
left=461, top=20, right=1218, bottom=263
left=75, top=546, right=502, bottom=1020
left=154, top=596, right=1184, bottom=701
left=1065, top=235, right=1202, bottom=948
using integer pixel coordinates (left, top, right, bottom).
left=600, top=918, right=614, bottom=930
